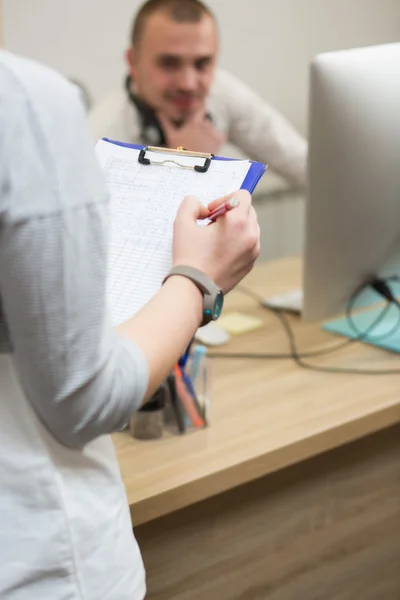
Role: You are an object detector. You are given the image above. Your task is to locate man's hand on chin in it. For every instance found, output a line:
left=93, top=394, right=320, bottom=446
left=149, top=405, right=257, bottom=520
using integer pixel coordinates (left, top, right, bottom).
left=158, top=109, right=225, bottom=155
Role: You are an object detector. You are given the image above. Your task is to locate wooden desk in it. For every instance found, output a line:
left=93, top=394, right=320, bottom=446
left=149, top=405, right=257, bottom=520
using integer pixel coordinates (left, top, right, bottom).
left=113, top=257, right=400, bottom=599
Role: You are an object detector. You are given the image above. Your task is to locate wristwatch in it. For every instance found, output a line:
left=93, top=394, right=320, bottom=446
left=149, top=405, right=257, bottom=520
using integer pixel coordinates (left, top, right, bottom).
left=162, top=265, right=224, bottom=327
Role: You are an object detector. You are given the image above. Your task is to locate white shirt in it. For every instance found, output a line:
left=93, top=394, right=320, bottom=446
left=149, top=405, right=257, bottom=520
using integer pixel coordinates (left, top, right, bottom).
left=89, top=68, right=308, bottom=190
left=0, top=51, right=148, bottom=600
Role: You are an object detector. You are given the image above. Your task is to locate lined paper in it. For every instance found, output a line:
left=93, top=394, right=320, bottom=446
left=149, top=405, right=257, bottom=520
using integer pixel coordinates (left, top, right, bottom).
left=95, top=140, right=251, bottom=326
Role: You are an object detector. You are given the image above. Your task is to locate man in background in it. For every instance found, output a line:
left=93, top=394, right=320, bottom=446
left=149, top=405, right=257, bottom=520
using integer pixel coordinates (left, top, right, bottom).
left=89, top=0, right=307, bottom=189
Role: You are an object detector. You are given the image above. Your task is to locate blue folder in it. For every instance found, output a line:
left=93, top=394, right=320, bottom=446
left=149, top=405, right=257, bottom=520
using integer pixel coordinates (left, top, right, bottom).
left=102, top=138, right=267, bottom=193
left=322, top=303, right=400, bottom=354
left=322, top=279, right=400, bottom=354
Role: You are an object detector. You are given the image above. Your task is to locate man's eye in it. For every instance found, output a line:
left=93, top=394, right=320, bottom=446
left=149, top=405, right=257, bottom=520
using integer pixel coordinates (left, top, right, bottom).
left=158, top=57, right=180, bottom=70
left=195, top=58, right=212, bottom=71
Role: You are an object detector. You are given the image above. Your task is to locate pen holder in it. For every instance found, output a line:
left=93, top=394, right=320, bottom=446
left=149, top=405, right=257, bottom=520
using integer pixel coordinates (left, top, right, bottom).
left=186, top=346, right=211, bottom=424
left=164, top=345, right=211, bottom=435
left=130, top=386, right=166, bottom=440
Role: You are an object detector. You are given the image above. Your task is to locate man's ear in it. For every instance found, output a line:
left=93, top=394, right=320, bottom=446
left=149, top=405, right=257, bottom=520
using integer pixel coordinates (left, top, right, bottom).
left=125, top=47, right=137, bottom=78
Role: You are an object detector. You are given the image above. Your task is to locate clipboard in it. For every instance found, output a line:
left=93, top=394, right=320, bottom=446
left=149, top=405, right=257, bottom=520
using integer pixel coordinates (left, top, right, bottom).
left=102, top=138, right=267, bottom=193
left=96, top=137, right=267, bottom=328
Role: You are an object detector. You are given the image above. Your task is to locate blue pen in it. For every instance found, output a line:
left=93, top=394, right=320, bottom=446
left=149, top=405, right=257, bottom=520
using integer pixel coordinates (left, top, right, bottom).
left=181, top=370, right=197, bottom=401
left=188, top=345, right=207, bottom=382
left=178, top=340, right=193, bottom=370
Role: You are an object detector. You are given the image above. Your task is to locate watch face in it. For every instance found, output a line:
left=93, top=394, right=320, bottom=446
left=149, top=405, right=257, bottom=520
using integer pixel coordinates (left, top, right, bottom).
left=213, top=291, right=224, bottom=320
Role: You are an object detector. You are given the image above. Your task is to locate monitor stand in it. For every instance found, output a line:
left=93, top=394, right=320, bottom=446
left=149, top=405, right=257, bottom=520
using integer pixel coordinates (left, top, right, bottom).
left=261, top=289, right=303, bottom=315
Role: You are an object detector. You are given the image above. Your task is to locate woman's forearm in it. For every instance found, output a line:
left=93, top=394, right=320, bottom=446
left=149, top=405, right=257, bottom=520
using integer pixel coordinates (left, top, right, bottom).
left=117, top=275, right=203, bottom=402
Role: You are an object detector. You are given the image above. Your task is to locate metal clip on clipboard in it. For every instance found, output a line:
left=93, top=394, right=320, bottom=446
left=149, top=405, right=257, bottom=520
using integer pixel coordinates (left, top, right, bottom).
left=138, top=146, right=214, bottom=173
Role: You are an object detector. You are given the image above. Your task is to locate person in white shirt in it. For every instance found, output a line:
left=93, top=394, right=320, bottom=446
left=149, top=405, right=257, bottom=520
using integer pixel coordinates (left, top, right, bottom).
left=0, top=50, right=260, bottom=600
left=89, top=0, right=307, bottom=190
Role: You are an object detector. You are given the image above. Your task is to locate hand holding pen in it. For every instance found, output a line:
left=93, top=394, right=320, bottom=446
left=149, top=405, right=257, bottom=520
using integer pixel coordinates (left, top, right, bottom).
left=207, top=195, right=239, bottom=223
left=173, top=189, right=259, bottom=294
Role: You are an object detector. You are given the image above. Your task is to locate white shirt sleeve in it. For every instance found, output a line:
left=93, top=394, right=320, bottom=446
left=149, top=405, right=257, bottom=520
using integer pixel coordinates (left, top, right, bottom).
left=217, top=70, right=308, bottom=190
left=0, top=52, right=149, bottom=449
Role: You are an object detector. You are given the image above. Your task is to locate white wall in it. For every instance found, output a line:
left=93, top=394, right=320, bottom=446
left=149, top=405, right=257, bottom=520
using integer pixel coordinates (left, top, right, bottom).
left=0, top=0, right=3, bottom=46
left=3, top=0, right=400, bottom=135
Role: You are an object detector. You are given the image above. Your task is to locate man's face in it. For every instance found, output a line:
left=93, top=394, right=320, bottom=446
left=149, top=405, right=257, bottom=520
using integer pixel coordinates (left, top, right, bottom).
left=127, top=11, right=218, bottom=122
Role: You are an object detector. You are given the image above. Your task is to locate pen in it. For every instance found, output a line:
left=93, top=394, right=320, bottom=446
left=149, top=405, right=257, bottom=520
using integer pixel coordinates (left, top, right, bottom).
left=188, top=344, right=207, bottom=383
left=208, top=196, right=239, bottom=223
left=178, top=340, right=192, bottom=370
left=181, top=369, right=208, bottom=427
left=174, top=365, right=205, bottom=428
left=166, top=374, right=186, bottom=433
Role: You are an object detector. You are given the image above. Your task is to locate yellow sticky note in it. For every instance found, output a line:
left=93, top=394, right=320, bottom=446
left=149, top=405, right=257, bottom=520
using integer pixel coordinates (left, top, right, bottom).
left=217, top=312, right=263, bottom=335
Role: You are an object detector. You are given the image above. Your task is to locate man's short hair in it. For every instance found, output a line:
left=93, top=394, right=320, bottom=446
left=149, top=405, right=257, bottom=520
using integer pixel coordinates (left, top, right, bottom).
left=131, top=0, right=214, bottom=47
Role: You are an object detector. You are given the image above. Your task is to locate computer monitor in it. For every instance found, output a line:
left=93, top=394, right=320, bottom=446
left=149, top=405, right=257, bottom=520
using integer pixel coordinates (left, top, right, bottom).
left=302, top=43, right=400, bottom=322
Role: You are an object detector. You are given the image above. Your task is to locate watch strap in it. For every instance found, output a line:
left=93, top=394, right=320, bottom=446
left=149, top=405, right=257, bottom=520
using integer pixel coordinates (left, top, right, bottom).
left=162, top=265, right=222, bottom=327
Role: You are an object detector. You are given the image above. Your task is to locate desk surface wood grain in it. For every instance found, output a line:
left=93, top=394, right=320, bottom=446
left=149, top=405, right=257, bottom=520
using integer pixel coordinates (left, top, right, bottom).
left=113, top=257, right=400, bottom=525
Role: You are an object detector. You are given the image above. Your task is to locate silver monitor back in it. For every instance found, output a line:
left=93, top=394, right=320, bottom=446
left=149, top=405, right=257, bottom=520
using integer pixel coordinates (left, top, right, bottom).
left=303, top=43, right=400, bottom=321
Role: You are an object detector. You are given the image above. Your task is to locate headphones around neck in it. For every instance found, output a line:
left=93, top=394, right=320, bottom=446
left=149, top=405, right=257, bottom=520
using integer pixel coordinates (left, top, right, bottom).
left=125, top=76, right=167, bottom=146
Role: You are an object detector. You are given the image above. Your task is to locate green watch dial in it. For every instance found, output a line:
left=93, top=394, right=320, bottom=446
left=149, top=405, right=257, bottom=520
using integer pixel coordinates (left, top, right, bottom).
left=213, top=290, right=224, bottom=320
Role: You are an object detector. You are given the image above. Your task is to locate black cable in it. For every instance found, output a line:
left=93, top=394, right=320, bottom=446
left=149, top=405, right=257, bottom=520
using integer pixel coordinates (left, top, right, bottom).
left=346, top=301, right=400, bottom=342
left=272, top=302, right=400, bottom=375
left=210, top=283, right=385, bottom=359
left=346, top=276, right=400, bottom=341
left=246, top=281, right=400, bottom=350
left=209, top=279, right=400, bottom=375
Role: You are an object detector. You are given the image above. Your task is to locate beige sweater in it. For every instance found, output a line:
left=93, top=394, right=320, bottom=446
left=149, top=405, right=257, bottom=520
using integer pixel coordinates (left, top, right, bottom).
left=89, top=68, right=307, bottom=191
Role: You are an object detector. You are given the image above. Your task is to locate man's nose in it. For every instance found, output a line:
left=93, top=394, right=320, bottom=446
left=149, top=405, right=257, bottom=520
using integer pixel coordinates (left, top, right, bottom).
left=177, top=67, right=198, bottom=92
